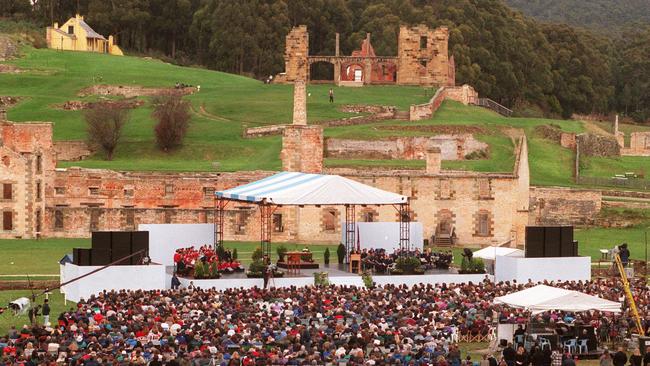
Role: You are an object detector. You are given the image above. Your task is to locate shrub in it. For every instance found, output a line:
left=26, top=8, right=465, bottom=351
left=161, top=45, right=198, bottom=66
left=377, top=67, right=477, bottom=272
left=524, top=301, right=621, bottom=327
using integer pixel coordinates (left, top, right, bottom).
left=85, top=103, right=130, bottom=160
left=194, top=261, right=205, bottom=279
left=461, top=257, right=486, bottom=274
left=248, top=259, right=266, bottom=273
left=152, top=94, right=191, bottom=151
left=395, top=256, right=421, bottom=273
left=251, top=247, right=264, bottom=262
left=324, top=248, right=330, bottom=265
left=362, top=271, right=373, bottom=288
left=276, top=245, right=287, bottom=262
left=314, top=272, right=330, bottom=286
left=337, top=243, right=346, bottom=264
left=208, top=262, right=220, bottom=279
left=232, top=248, right=238, bottom=260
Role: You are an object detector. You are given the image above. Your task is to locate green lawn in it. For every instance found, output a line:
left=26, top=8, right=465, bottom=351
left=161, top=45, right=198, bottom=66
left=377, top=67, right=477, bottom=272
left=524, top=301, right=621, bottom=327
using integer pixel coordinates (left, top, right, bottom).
left=0, top=47, right=427, bottom=172
left=0, top=290, right=69, bottom=334
left=1, top=46, right=647, bottom=188
left=575, top=224, right=650, bottom=261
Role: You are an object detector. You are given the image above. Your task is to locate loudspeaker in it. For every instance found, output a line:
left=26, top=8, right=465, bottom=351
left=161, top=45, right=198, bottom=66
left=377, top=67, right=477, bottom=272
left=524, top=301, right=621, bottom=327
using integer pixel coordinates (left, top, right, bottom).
left=131, top=231, right=149, bottom=264
left=111, top=231, right=132, bottom=264
left=111, top=238, right=132, bottom=265
left=544, top=227, right=562, bottom=257
left=73, top=248, right=82, bottom=265
left=92, top=231, right=112, bottom=251
left=91, top=249, right=111, bottom=266
left=525, top=226, right=545, bottom=258
left=78, top=248, right=92, bottom=266
left=560, top=226, right=574, bottom=257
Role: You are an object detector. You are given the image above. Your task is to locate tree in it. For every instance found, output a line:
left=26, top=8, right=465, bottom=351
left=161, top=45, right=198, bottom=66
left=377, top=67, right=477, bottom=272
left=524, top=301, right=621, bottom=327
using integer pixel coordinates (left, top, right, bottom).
left=85, top=103, right=129, bottom=160
left=152, top=94, right=191, bottom=151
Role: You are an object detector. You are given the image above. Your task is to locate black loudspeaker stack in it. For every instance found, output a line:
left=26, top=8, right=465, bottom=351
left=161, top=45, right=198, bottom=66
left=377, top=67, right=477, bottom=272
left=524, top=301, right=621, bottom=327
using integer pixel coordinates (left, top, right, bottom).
left=525, top=226, right=577, bottom=258
left=73, top=231, right=149, bottom=266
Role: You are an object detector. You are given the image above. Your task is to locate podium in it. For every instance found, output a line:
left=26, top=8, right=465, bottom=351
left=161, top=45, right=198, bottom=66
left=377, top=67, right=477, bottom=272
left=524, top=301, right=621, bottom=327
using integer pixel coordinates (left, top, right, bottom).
left=287, top=252, right=302, bottom=275
left=349, top=253, right=361, bottom=273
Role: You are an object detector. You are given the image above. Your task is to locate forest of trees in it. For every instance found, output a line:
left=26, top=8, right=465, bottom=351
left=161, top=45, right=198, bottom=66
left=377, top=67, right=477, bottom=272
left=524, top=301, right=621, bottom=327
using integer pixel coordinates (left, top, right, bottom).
left=0, top=0, right=648, bottom=121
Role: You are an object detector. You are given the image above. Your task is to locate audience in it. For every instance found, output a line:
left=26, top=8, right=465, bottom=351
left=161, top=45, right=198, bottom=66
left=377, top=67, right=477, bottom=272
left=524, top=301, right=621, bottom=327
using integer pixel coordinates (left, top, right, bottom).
left=0, top=277, right=647, bottom=365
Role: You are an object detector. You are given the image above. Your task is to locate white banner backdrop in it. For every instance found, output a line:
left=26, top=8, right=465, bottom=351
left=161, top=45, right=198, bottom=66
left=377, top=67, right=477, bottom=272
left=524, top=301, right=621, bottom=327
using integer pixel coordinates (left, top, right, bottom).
left=139, top=223, right=214, bottom=266
left=339, top=222, right=423, bottom=252
left=495, top=256, right=591, bottom=283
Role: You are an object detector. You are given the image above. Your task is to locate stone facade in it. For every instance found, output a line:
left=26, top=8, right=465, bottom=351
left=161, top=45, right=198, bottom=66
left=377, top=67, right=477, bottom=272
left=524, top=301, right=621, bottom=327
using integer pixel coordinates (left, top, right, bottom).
left=397, top=25, right=451, bottom=86
left=0, top=122, right=55, bottom=239
left=529, top=187, right=602, bottom=226
left=3, top=117, right=533, bottom=247
left=325, top=135, right=488, bottom=160
left=620, top=132, right=650, bottom=157
left=275, top=25, right=454, bottom=87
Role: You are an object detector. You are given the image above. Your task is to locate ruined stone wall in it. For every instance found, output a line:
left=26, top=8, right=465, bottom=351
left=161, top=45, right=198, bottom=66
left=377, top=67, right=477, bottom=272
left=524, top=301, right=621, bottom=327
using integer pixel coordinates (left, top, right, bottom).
left=409, top=87, right=446, bottom=121
left=620, top=132, right=650, bottom=156
left=280, top=26, right=308, bottom=83
left=560, top=133, right=576, bottom=149
left=444, top=85, right=478, bottom=105
left=325, top=135, right=488, bottom=160
left=280, top=125, right=323, bottom=173
left=397, top=25, right=451, bottom=86
left=0, top=122, right=55, bottom=238
left=53, top=141, right=92, bottom=161
left=529, top=187, right=601, bottom=226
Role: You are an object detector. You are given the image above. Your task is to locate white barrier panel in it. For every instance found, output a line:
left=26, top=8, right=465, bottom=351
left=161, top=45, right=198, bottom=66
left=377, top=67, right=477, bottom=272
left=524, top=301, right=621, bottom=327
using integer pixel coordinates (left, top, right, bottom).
left=139, top=223, right=214, bottom=266
left=180, top=273, right=492, bottom=291
left=61, top=263, right=166, bottom=302
left=495, top=256, right=591, bottom=283
left=340, top=222, right=423, bottom=252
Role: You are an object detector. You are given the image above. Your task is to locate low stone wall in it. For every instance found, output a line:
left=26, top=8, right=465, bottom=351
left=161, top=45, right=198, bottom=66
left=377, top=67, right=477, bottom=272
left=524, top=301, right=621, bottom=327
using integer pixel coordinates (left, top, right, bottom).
left=577, top=133, right=620, bottom=157
left=79, top=85, right=196, bottom=98
left=529, top=186, right=602, bottom=226
left=54, top=141, right=93, bottom=161
left=326, top=134, right=488, bottom=160
left=409, top=84, right=478, bottom=121
left=243, top=124, right=288, bottom=138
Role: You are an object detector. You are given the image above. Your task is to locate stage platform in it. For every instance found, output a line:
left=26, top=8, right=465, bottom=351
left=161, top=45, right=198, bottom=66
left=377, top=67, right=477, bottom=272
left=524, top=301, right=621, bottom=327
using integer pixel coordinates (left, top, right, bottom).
left=177, top=264, right=491, bottom=290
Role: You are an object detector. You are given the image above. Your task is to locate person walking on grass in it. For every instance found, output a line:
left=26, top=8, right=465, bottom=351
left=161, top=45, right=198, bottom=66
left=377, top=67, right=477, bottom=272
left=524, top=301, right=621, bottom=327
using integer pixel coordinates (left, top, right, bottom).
left=42, top=298, right=50, bottom=325
left=329, top=88, right=334, bottom=103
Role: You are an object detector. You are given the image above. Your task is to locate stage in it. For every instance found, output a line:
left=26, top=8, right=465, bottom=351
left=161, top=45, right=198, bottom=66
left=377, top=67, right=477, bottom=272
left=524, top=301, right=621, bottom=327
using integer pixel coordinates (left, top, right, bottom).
left=177, top=264, right=492, bottom=290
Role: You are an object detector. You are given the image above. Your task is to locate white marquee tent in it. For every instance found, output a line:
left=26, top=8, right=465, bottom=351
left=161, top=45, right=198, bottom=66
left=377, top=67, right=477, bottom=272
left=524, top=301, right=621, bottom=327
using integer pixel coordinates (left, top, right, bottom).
left=216, top=171, right=407, bottom=205
left=473, top=246, right=524, bottom=261
left=494, top=284, right=621, bottom=314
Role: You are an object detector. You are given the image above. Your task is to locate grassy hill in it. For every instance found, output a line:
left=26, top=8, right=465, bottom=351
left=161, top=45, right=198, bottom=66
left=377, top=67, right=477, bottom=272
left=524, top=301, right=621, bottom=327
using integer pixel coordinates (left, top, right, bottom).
left=1, top=46, right=649, bottom=188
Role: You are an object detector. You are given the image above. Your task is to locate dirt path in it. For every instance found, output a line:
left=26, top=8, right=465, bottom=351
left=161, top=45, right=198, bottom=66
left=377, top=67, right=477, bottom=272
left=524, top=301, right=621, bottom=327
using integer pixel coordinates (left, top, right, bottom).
left=191, top=104, right=232, bottom=122
left=582, top=120, right=613, bottom=136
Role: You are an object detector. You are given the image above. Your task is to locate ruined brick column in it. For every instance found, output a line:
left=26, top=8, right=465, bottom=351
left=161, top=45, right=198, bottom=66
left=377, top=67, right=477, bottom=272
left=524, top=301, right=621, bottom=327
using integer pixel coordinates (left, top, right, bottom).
left=292, top=80, right=307, bottom=125
left=281, top=125, right=323, bottom=173
left=425, top=147, right=441, bottom=174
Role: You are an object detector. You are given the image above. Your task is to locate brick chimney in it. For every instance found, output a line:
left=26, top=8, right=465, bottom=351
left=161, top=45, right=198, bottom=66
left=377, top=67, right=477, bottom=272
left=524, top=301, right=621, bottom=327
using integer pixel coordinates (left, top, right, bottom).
left=292, top=80, right=307, bottom=125
left=425, top=147, right=441, bottom=174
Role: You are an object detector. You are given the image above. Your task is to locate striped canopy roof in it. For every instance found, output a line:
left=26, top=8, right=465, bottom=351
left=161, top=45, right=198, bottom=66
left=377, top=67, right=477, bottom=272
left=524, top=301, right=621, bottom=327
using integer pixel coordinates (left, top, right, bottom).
left=216, top=172, right=407, bottom=205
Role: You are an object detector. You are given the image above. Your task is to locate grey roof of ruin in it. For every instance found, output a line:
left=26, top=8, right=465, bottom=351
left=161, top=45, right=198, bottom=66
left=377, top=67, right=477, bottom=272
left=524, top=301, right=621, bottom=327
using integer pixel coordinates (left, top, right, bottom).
left=78, top=19, right=106, bottom=40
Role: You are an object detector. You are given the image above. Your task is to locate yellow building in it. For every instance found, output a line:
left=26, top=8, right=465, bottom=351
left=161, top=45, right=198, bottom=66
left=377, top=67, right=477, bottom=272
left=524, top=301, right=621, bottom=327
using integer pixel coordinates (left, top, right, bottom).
left=46, top=14, right=123, bottom=56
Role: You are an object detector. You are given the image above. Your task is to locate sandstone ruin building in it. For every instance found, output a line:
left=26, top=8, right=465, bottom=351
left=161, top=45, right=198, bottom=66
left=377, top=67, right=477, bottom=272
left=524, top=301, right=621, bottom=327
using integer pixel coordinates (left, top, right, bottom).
left=274, top=25, right=455, bottom=87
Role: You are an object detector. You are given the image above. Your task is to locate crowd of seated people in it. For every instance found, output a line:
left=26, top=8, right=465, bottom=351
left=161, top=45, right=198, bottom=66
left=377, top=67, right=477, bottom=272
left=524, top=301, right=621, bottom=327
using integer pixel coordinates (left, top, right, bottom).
left=0, top=278, right=647, bottom=365
left=360, top=248, right=454, bottom=273
left=173, top=245, right=244, bottom=277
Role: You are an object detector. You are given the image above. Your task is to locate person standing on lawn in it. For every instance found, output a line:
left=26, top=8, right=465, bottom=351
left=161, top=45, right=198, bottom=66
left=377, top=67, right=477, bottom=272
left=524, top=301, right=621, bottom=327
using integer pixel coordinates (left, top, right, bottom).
left=42, top=298, right=50, bottom=325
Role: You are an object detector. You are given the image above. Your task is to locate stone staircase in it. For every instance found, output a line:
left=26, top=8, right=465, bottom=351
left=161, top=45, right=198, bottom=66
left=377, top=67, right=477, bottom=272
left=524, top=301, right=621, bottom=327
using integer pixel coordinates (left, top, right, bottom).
left=474, top=98, right=513, bottom=117
left=433, top=234, right=453, bottom=246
